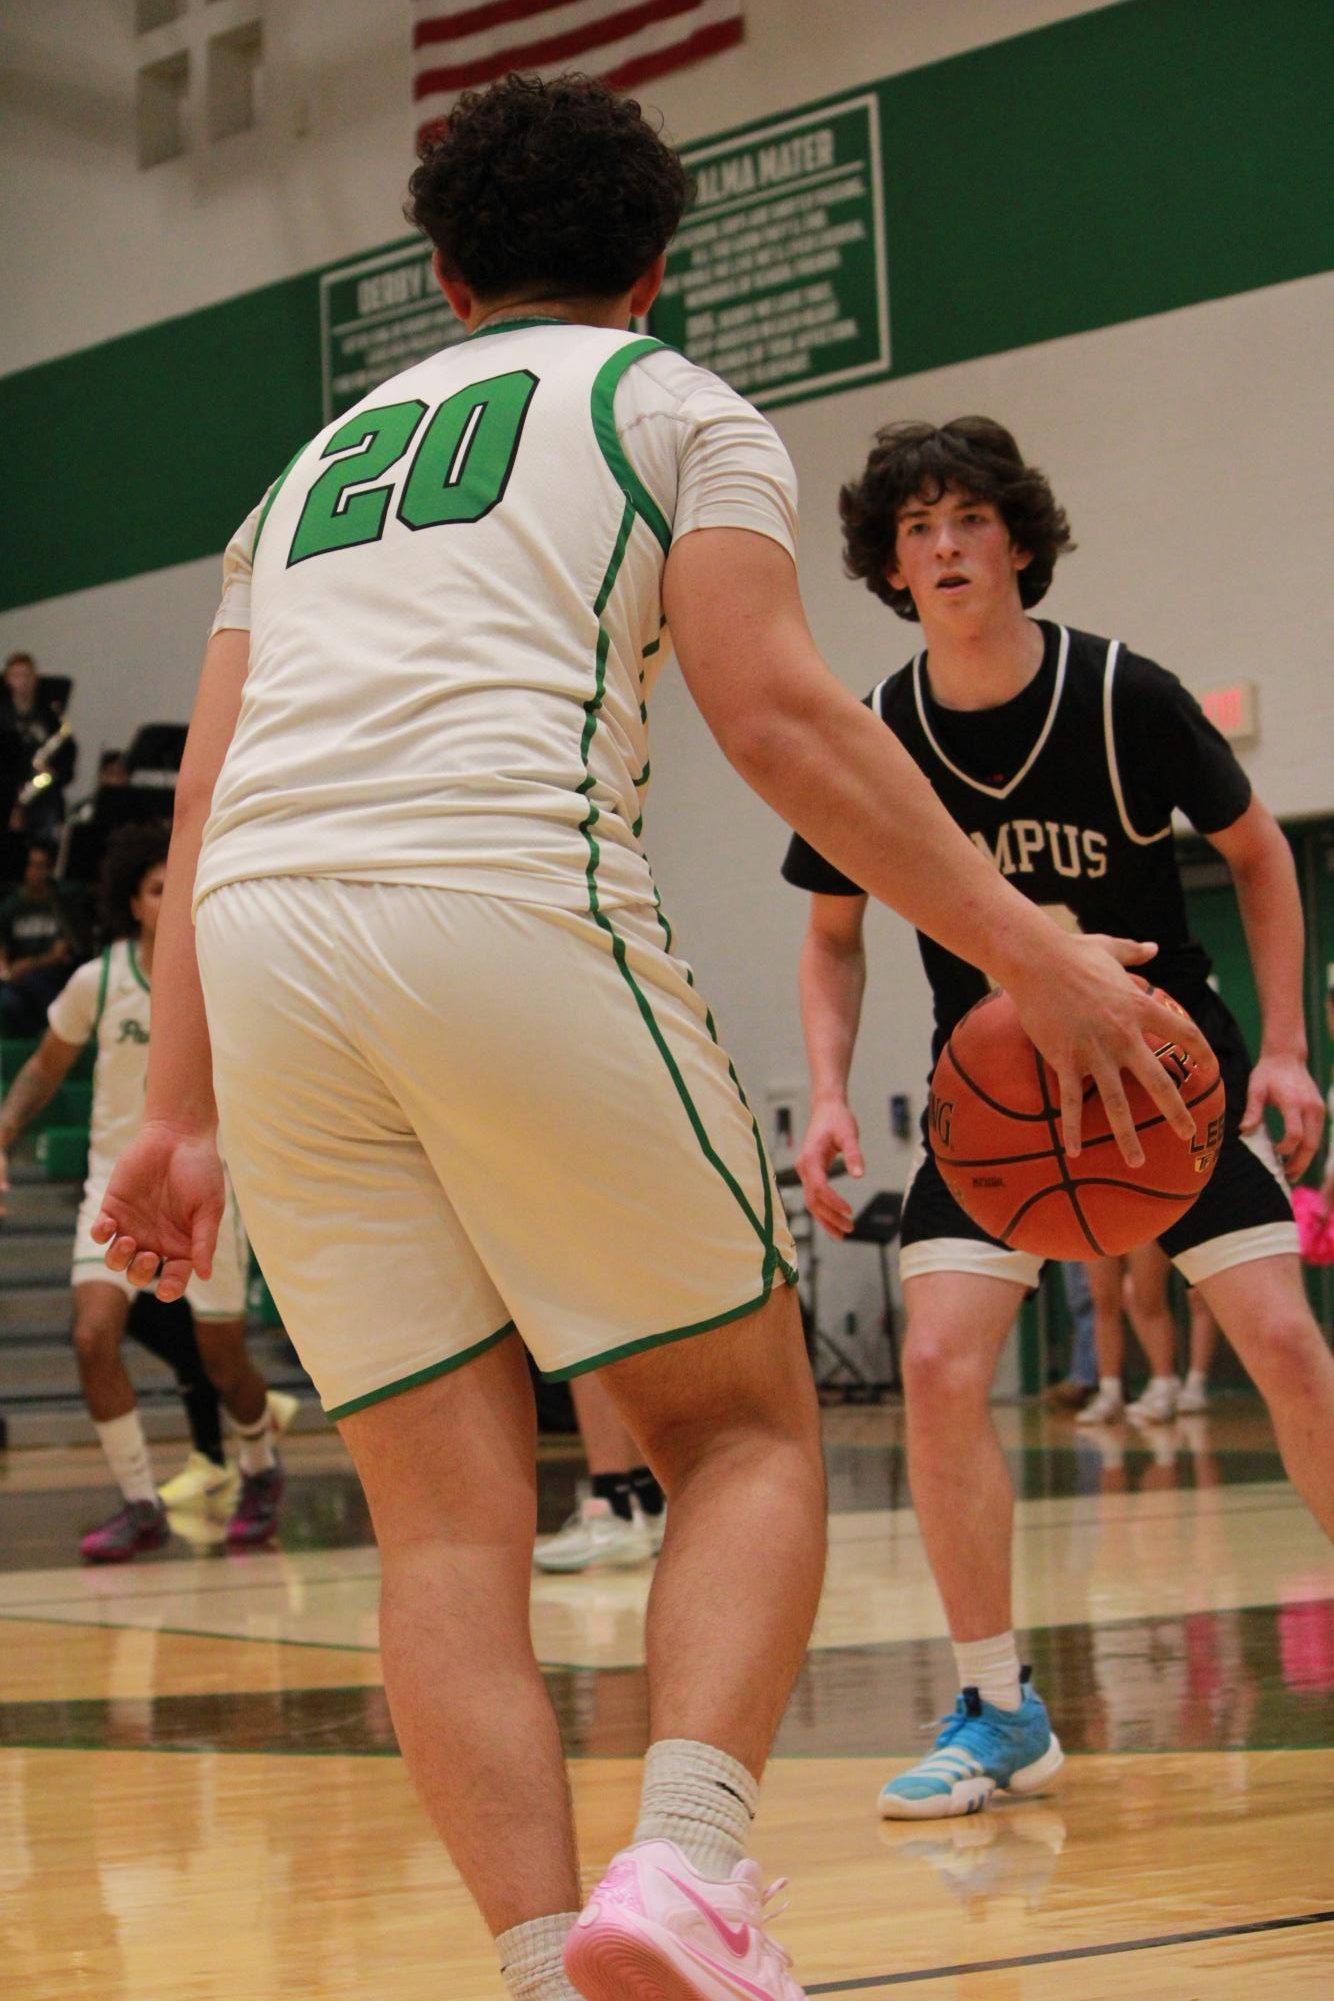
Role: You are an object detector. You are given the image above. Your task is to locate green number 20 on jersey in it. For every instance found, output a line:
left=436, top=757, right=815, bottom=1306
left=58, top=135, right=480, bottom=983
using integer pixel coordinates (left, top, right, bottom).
left=275, top=368, right=539, bottom=566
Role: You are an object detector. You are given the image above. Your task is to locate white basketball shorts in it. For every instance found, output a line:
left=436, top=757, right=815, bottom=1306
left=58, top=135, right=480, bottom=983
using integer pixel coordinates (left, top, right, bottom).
left=195, top=878, right=796, bottom=1418
left=73, top=1171, right=250, bottom=1318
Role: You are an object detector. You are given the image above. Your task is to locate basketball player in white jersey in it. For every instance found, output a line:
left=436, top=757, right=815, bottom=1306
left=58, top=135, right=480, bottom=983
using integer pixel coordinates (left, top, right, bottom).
left=786, top=416, right=1331, bottom=1822
left=0, top=825, right=282, bottom=1559
left=93, top=81, right=1208, bottom=2001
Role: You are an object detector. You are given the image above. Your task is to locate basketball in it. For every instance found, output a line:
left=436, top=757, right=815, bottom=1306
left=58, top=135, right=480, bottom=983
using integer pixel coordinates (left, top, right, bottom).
left=928, top=982, right=1225, bottom=1259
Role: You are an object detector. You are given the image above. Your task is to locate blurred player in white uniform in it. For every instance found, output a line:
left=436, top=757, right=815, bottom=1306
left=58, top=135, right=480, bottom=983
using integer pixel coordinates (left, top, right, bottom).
left=0, top=825, right=283, bottom=1560
left=95, top=76, right=1207, bottom=2001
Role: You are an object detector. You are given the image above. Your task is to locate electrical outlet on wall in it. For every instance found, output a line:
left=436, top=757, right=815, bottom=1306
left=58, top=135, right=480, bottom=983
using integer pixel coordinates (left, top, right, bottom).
left=765, top=1080, right=807, bottom=1162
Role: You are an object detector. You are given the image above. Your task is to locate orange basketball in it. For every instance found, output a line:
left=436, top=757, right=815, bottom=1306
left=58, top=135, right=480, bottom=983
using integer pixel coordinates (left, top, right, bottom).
left=928, top=982, right=1225, bottom=1259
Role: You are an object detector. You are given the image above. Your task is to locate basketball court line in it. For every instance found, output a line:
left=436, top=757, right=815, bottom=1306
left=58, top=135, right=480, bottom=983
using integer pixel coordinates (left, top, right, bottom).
left=803, top=1907, right=1334, bottom=1991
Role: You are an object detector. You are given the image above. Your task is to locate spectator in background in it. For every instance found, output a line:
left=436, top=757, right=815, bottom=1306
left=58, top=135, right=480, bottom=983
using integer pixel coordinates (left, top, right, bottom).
left=1, top=653, right=57, bottom=764
left=57, top=750, right=132, bottom=880
left=0, top=840, right=83, bottom=1033
left=1179, top=1288, right=1222, bottom=1415
left=2, top=652, right=76, bottom=845
left=1045, top=1262, right=1100, bottom=1411
left=1076, top=1245, right=1183, bottom=1427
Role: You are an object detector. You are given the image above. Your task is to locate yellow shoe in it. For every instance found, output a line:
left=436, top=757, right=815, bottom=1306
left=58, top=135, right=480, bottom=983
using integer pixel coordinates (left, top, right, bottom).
left=158, top=1450, right=238, bottom=1510
left=267, top=1389, right=301, bottom=1435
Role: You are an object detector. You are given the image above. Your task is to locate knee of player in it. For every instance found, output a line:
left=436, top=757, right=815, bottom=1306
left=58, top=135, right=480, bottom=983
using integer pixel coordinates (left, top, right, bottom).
left=636, top=1402, right=818, bottom=1499
left=70, top=1310, right=123, bottom=1367
left=902, top=1324, right=991, bottom=1405
left=1244, top=1307, right=1330, bottom=1401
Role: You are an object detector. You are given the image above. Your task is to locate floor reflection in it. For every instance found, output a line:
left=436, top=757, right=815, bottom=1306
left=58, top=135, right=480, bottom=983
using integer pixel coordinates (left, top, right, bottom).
left=877, top=1804, right=1069, bottom=1914
left=3, top=1599, right=1331, bottom=1760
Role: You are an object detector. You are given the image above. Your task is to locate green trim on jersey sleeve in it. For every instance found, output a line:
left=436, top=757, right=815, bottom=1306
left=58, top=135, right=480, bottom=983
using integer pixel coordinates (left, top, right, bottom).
left=250, top=443, right=307, bottom=559
left=91, top=947, right=113, bottom=1035
left=590, top=338, right=672, bottom=556
left=127, top=937, right=150, bottom=994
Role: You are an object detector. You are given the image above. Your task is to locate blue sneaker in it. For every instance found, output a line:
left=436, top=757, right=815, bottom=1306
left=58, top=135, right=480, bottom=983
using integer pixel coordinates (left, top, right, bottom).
left=879, top=1673, right=1063, bottom=1820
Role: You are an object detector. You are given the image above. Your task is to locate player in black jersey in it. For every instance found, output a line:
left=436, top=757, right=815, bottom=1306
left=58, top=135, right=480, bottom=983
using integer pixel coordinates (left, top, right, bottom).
left=784, top=417, right=1332, bottom=1821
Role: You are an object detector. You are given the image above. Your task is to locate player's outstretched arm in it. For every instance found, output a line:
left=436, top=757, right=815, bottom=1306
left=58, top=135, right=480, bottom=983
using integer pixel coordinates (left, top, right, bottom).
left=0, top=1030, right=82, bottom=1219
left=665, top=527, right=1208, bottom=1162
left=1207, top=797, right=1325, bottom=1180
left=92, top=627, right=250, bottom=1297
left=796, top=893, right=869, bottom=1238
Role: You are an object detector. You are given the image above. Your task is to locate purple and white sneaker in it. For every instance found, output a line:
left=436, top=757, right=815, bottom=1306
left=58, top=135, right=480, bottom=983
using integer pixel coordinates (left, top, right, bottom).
left=225, top=1462, right=285, bottom=1547
left=80, top=1499, right=169, bottom=1564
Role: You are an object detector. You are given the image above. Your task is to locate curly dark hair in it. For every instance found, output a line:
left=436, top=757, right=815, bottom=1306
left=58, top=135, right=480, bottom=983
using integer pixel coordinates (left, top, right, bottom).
left=99, top=823, right=170, bottom=940
left=405, top=73, right=691, bottom=301
left=839, top=417, right=1075, bottom=621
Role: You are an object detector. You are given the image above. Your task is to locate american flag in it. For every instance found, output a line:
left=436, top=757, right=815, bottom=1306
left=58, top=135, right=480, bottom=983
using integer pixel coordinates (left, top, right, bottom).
left=412, top=0, right=745, bottom=142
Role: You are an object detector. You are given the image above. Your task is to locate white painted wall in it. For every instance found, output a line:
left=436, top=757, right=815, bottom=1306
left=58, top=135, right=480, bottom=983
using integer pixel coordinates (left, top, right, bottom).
left=1, top=0, right=1117, bottom=371
left=5, top=0, right=1330, bottom=1372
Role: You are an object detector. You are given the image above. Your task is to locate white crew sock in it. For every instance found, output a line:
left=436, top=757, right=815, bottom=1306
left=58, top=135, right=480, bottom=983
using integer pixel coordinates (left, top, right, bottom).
left=953, top=1631, right=1023, bottom=1712
left=1148, top=1374, right=1178, bottom=1394
left=497, top=1912, right=581, bottom=2001
left=230, top=1406, right=276, bottom=1476
left=94, top=1409, right=158, bottom=1506
left=633, top=1738, right=758, bottom=1881
left=1186, top=1369, right=1208, bottom=1393
left=1098, top=1376, right=1122, bottom=1402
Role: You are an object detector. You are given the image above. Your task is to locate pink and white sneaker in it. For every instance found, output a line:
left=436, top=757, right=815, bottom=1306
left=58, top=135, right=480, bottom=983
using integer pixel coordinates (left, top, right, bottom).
left=565, top=1838, right=806, bottom=2000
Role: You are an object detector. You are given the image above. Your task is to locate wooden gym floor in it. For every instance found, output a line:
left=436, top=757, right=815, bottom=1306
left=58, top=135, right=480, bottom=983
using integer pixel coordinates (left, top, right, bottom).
left=2, top=1401, right=1332, bottom=1998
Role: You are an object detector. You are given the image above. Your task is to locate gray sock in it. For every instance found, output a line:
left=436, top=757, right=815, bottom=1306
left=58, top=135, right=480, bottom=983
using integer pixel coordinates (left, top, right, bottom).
left=496, top=1911, right=581, bottom=2001
left=633, top=1737, right=759, bottom=1881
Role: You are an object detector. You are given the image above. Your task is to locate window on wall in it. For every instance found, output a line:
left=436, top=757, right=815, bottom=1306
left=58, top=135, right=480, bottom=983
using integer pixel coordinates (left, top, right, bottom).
left=134, top=1, right=263, bottom=168
left=136, top=50, right=190, bottom=167
left=135, top=0, right=185, bottom=28
left=207, top=20, right=262, bottom=140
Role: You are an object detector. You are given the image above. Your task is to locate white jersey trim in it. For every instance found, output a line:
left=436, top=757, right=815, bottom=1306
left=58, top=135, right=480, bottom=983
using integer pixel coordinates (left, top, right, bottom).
left=908, top=626, right=1070, bottom=800
left=1103, top=638, right=1173, bottom=845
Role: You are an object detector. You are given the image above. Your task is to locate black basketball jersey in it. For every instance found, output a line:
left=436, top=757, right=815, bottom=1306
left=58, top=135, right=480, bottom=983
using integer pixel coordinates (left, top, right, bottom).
left=783, top=622, right=1254, bottom=1103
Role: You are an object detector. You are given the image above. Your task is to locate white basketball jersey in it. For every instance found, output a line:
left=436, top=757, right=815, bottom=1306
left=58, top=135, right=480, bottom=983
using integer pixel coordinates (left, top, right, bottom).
left=196, top=321, right=797, bottom=913
left=47, top=940, right=152, bottom=1184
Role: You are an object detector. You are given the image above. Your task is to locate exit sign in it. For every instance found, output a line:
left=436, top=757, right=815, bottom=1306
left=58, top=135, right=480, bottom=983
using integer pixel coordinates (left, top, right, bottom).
left=1201, top=681, right=1258, bottom=744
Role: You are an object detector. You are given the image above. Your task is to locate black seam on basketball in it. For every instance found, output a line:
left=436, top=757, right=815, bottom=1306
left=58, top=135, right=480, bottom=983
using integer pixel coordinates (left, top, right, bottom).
left=1022, top=1043, right=1104, bottom=1255
left=944, top=1147, right=1070, bottom=1169
left=1002, top=1179, right=1200, bottom=1241
left=943, top=1034, right=1052, bottom=1124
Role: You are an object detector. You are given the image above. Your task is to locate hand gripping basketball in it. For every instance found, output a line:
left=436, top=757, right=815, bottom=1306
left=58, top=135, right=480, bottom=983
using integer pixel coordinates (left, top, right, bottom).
left=928, top=982, right=1224, bottom=1259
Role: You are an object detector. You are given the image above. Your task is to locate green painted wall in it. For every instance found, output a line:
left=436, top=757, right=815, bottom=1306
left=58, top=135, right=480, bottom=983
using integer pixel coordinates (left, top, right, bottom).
left=3, top=0, right=1331, bottom=612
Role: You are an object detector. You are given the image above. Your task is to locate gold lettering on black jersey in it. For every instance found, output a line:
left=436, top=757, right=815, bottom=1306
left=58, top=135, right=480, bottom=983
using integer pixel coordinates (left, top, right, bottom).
left=1081, top=830, right=1108, bottom=878
left=971, top=822, right=1110, bottom=882
left=1012, top=819, right=1045, bottom=873
left=1046, top=822, right=1082, bottom=878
